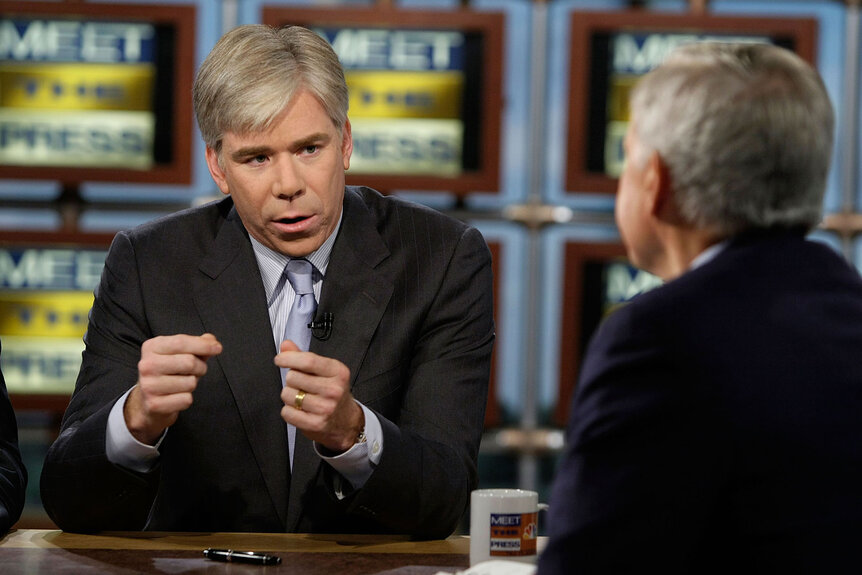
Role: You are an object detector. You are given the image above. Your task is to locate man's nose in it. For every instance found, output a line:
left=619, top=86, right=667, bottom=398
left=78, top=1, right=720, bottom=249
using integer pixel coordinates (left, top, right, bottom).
left=273, top=158, right=303, bottom=199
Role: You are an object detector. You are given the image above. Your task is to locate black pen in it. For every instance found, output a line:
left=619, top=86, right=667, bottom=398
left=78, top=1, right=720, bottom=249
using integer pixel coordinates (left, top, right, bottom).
left=203, top=548, right=282, bottom=565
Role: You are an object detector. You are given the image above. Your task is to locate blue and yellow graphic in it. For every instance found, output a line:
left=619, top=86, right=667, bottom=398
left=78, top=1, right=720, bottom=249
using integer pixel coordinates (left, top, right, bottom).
left=0, top=247, right=105, bottom=394
left=349, top=117, right=462, bottom=176
left=0, top=19, right=156, bottom=64
left=318, top=27, right=465, bottom=72
left=347, top=70, right=462, bottom=119
left=0, top=292, right=93, bottom=394
left=0, top=17, right=158, bottom=168
left=0, top=292, right=93, bottom=338
left=0, top=336, right=85, bottom=394
left=0, top=109, right=154, bottom=168
left=0, top=63, right=154, bottom=111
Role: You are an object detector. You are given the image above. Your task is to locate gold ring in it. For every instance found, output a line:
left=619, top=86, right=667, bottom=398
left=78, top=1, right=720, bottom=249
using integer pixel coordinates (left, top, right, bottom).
left=294, top=390, right=306, bottom=411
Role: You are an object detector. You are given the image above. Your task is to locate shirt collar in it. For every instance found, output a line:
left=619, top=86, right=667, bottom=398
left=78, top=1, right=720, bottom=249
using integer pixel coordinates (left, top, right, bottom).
left=689, top=239, right=729, bottom=271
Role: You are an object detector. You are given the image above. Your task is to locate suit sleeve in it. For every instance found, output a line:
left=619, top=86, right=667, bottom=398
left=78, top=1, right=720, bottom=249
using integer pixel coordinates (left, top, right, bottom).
left=341, top=226, right=494, bottom=538
left=538, top=306, right=729, bottom=573
left=0, top=342, right=27, bottom=536
left=40, top=232, right=159, bottom=533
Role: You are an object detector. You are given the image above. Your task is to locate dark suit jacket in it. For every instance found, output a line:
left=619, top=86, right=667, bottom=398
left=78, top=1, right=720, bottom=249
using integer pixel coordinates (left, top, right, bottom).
left=0, top=340, right=27, bottom=535
left=40, top=187, right=494, bottom=537
left=539, top=231, right=862, bottom=574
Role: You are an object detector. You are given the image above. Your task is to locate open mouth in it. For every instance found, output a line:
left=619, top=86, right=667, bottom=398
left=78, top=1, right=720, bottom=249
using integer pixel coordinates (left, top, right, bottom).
left=278, top=216, right=309, bottom=225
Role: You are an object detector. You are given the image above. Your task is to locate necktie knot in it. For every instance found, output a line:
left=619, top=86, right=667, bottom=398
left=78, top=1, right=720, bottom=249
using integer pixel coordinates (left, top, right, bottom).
left=282, top=259, right=317, bottom=352
left=285, top=259, right=314, bottom=296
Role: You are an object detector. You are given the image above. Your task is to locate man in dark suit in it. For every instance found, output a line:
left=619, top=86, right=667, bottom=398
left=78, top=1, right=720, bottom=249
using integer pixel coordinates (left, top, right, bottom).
left=539, top=42, right=862, bottom=573
left=0, top=340, right=27, bottom=535
left=40, top=25, right=494, bottom=537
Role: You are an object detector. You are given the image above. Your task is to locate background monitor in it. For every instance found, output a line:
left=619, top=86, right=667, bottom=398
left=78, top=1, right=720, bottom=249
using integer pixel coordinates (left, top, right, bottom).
left=566, top=10, right=817, bottom=194
left=0, top=1, right=196, bottom=186
left=0, top=231, right=112, bottom=415
left=262, top=6, right=504, bottom=196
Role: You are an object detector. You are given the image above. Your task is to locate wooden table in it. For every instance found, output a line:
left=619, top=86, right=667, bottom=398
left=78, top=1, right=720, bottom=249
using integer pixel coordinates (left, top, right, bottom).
left=0, top=529, right=471, bottom=574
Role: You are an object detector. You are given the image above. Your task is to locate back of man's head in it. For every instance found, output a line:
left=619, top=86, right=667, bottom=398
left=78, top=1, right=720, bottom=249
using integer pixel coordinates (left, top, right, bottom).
left=628, top=42, right=834, bottom=237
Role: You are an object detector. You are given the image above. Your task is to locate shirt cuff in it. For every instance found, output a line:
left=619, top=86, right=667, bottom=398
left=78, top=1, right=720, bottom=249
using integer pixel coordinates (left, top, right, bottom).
left=314, top=402, right=383, bottom=490
left=105, top=388, right=163, bottom=474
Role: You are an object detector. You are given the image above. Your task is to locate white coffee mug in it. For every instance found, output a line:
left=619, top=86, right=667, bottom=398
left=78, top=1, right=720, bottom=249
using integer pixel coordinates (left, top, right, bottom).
left=469, top=488, right=548, bottom=566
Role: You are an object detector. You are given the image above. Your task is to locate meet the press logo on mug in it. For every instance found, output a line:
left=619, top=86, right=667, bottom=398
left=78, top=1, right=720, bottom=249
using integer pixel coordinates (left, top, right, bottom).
left=488, top=512, right=538, bottom=556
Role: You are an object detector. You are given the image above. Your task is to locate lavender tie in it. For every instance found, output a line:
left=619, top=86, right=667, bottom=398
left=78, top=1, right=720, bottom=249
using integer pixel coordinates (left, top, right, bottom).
left=283, top=258, right=317, bottom=352
left=281, top=259, right=317, bottom=469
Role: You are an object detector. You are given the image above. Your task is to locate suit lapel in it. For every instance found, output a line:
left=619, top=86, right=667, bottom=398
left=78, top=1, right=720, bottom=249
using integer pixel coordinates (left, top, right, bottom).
left=285, top=189, right=394, bottom=531
left=193, top=207, right=290, bottom=528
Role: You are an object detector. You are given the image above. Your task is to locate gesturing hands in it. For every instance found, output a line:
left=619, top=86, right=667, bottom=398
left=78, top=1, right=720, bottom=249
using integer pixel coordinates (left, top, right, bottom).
left=276, top=340, right=364, bottom=453
left=122, top=333, right=362, bottom=452
left=124, top=333, right=223, bottom=445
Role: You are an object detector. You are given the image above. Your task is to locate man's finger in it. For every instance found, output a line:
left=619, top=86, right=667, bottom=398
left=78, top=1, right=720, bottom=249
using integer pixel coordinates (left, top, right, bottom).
left=279, top=339, right=300, bottom=353
left=138, top=374, right=200, bottom=396
left=146, top=333, right=223, bottom=358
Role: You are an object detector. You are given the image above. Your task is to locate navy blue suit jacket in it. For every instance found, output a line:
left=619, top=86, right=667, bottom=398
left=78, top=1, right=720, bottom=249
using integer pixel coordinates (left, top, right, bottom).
left=539, top=231, right=862, bottom=573
left=41, top=187, right=494, bottom=537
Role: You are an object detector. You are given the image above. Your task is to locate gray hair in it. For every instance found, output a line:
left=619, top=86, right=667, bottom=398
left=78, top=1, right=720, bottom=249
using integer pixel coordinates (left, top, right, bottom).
left=193, top=24, right=349, bottom=154
left=628, top=42, right=834, bottom=236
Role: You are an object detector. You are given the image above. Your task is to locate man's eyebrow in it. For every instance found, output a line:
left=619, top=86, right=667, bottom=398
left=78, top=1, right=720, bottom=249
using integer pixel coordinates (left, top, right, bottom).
left=230, top=146, right=272, bottom=162
left=292, top=132, right=332, bottom=148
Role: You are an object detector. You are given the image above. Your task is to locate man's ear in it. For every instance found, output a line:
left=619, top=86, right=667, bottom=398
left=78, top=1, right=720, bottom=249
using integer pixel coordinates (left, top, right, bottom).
left=341, top=118, right=353, bottom=171
left=205, top=146, right=231, bottom=196
left=644, top=151, right=674, bottom=219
